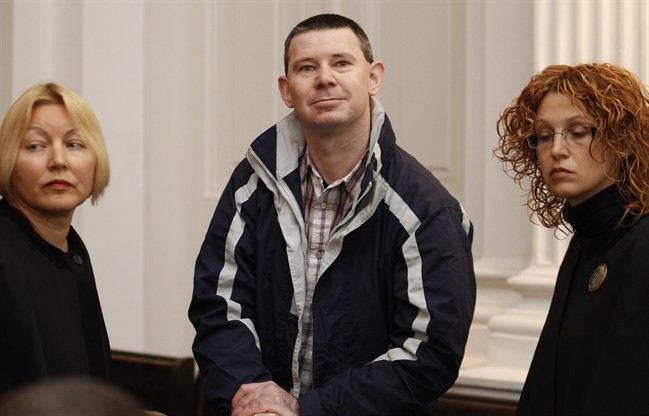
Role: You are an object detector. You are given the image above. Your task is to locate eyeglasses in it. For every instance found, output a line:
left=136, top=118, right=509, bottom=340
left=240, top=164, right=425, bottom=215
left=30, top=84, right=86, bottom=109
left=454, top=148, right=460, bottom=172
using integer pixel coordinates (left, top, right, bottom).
left=526, top=125, right=597, bottom=149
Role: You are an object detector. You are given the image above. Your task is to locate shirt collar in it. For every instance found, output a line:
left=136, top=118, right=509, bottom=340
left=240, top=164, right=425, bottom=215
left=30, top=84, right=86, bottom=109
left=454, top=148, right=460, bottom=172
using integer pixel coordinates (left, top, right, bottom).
left=300, top=148, right=368, bottom=193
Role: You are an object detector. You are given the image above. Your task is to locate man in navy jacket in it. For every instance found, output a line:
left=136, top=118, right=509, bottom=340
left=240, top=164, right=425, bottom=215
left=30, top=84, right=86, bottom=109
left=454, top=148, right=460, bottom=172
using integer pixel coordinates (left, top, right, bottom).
left=189, top=13, right=476, bottom=416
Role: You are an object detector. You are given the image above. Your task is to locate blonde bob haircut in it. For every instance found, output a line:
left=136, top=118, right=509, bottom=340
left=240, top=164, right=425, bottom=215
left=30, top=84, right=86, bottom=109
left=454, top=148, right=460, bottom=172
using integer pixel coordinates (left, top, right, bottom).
left=0, top=82, right=110, bottom=205
left=495, top=63, right=649, bottom=231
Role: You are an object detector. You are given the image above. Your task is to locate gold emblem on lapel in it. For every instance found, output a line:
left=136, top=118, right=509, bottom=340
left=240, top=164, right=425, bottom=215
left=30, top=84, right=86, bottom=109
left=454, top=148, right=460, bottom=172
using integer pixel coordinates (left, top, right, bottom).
left=588, top=264, right=608, bottom=292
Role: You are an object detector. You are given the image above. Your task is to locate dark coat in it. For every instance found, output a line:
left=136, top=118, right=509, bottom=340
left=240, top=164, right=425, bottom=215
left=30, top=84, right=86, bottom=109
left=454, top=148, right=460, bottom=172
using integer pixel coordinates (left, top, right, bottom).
left=0, top=199, right=111, bottom=395
left=189, top=100, right=476, bottom=415
left=516, top=186, right=649, bottom=416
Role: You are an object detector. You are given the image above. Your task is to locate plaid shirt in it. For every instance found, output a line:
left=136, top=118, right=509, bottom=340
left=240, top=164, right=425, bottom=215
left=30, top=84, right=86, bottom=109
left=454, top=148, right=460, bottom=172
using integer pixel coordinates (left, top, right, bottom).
left=298, top=149, right=367, bottom=394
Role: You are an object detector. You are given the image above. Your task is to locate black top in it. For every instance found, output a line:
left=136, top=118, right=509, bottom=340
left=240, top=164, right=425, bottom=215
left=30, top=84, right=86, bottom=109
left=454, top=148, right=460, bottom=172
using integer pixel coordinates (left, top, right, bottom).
left=516, top=186, right=649, bottom=416
left=0, top=199, right=110, bottom=395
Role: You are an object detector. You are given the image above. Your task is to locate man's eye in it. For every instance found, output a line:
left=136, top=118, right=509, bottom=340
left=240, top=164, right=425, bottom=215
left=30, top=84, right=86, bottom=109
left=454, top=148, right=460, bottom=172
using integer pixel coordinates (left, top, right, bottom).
left=335, top=61, right=350, bottom=67
left=300, top=65, right=315, bottom=72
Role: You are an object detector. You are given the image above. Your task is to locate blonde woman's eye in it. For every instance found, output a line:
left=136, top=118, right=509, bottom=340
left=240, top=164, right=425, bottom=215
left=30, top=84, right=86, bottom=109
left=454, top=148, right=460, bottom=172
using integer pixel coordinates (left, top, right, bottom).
left=26, top=143, right=44, bottom=151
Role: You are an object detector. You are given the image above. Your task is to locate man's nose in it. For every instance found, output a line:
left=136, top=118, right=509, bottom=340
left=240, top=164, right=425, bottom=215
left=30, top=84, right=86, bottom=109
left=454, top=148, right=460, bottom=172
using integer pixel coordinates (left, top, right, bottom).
left=315, top=66, right=336, bottom=86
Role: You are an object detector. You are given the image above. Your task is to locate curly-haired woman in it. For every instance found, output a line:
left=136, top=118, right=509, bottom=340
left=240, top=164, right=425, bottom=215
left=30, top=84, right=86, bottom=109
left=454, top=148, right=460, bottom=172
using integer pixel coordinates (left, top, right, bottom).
left=495, top=63, right=649, bottom=416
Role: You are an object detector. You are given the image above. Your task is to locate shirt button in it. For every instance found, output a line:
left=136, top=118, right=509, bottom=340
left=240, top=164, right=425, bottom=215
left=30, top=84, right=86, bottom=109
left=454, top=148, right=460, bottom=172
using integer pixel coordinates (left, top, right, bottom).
left=320, top=203, right=327, bottom=210
left=316, top=252, right=323, bottom=259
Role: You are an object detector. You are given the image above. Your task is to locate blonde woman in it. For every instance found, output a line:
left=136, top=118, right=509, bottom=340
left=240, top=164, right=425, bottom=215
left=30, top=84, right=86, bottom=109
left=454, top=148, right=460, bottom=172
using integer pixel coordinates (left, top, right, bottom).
left=0, top=83, right=111, bottom=394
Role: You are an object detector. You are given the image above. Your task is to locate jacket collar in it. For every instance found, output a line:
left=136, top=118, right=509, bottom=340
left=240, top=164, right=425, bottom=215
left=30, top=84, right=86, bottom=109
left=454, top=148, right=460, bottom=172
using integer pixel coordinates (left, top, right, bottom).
left=250, top=97, right=391, bottom=182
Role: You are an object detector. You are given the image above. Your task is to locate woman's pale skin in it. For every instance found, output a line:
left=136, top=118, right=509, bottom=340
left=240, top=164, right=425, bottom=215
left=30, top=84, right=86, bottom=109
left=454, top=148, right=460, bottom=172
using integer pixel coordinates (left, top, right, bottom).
left=9, top=104, right=96, bottom=252
left=535, top=92, right=617, bottom=207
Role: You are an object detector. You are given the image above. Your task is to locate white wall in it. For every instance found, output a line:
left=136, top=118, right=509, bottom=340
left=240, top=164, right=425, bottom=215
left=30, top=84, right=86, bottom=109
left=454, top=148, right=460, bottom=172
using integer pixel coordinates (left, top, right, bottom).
left=1, top=0, right=647, bottom=399
left=1, top=0, right=469, bottom=357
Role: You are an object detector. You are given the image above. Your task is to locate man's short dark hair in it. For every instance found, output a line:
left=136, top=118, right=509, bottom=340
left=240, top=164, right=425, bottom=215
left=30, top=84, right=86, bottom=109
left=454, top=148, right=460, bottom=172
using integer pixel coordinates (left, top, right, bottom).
left=283, top=13, right=374, bottom=74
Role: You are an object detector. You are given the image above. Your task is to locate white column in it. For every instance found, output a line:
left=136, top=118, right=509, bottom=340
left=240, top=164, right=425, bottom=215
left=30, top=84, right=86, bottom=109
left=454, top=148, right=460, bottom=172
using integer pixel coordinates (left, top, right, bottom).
left=458, top=0, right=535, bottom=386
left=489, top=230, right=567, bottom=370
left=459, top=228, right=566, bottom=397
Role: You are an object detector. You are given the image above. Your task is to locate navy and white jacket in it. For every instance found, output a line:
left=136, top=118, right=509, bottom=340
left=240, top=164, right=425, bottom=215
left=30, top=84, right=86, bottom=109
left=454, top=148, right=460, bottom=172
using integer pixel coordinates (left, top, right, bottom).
left=189, top=99, right=476, bottom=415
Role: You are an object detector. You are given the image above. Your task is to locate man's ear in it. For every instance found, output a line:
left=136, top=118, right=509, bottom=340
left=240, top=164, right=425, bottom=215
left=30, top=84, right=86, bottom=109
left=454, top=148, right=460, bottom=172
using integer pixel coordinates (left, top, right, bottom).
left=278, top=76, right=294, bottom=108
left=368, top=61, right=385, bottom=96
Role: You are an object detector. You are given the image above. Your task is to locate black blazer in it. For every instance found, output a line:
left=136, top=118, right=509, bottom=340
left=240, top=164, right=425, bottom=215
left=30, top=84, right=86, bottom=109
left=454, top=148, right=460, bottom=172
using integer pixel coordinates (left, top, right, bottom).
left=516, top=187, right=649, bottom=416
left=0, top=199, right=110, bottom=395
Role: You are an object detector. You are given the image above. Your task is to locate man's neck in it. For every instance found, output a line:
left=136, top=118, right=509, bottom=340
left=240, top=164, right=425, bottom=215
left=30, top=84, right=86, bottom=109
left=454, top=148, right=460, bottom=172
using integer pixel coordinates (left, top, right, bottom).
left=304, top=128, right=369, bottom=185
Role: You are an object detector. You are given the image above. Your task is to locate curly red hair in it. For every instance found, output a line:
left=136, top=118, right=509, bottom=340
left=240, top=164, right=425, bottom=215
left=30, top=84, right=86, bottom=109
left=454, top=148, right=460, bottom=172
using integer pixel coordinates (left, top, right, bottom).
left=495, top=63, right=649, bottom=230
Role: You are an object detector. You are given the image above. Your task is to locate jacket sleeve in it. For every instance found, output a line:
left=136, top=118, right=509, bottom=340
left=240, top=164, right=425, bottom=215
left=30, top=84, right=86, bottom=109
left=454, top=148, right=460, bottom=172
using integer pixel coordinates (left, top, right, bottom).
left=298, top=205, right=477, bottom=415
left=188, top=165, right=272, bottom=415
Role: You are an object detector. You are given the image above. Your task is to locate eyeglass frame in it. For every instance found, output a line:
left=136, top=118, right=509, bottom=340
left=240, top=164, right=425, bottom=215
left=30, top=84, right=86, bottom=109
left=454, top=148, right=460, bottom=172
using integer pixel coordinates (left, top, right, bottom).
left=526, top=125, right=598, bottom=149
